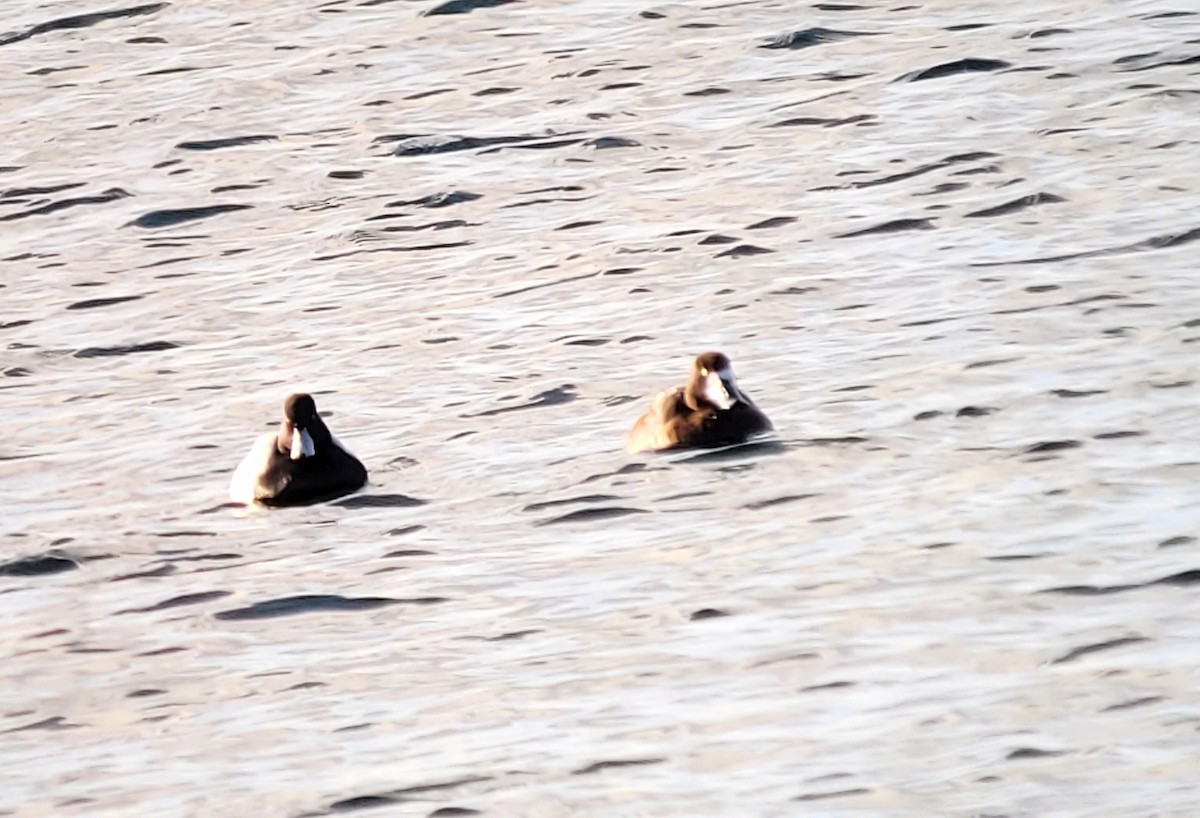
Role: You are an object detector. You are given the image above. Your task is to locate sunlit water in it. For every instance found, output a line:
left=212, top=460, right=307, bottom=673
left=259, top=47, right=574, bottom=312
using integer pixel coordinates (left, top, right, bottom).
left=3, top=0, right=1200, bottom=815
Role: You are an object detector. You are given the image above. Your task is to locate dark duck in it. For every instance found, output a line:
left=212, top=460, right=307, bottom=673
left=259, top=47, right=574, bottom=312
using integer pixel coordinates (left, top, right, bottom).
left=626, top=351, right=772, bottom=454
left=230, top=393, right=367, bottom=506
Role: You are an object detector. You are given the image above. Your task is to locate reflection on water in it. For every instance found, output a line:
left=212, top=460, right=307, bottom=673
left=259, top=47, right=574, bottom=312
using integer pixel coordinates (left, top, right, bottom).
left=2, top=0, right=1200, bottom=815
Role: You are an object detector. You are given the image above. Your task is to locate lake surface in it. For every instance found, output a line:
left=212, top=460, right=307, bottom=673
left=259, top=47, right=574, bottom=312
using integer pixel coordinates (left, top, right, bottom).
left=3, top=0, right=1200, bottom=815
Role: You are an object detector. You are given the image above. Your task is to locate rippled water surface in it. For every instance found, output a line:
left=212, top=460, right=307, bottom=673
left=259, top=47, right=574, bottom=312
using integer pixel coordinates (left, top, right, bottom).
left=4, top=0, right=1200, bottom=815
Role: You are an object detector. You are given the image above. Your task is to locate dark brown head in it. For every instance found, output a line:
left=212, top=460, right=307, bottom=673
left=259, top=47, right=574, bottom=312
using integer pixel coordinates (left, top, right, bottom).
left=280, top=393, right=319, bottom=460
left=283, top=393, right=318, bottom=426
left=688, top=351, right=744, bottom=410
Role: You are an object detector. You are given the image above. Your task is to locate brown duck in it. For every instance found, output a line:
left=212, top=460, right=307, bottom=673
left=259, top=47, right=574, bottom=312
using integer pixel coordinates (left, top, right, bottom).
left=626, top=352, right=773, bottom=454
left=229, top=393, right=368, bottom=506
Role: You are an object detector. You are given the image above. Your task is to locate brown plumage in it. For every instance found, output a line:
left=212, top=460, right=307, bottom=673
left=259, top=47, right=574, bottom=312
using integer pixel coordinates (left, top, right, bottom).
left=626, top=352, right=772, bottom=454
left=229, top=393, right=368, bottom=506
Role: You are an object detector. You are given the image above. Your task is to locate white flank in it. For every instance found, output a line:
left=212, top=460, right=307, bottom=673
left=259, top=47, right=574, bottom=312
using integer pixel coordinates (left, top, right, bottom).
left=229, top=433, right=276, bottom=504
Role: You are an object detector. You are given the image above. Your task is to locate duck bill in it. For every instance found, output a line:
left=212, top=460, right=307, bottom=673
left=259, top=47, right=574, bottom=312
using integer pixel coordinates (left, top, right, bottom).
left=291, top=427, right=316, bottom=460
left=703, top=369, right=739, bottom=410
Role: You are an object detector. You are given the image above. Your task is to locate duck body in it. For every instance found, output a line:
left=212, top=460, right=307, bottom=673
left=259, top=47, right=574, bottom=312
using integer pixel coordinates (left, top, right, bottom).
left=626, top=352, right=772, bottom=454
left=229, top=393, right=367, bottom=506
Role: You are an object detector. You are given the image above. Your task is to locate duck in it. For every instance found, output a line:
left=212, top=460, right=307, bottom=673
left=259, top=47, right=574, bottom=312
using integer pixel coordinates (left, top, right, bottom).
left=229, top=393, right=368, bottom=506
left=626, top=351, right=773, bottom=454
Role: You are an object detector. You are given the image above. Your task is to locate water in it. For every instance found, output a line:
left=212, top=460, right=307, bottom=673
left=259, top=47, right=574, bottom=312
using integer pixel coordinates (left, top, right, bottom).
left=3, top=0, right=1200, bottom=815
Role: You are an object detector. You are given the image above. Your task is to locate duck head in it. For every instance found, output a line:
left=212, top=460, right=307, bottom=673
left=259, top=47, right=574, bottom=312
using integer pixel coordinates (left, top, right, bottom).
left=689, top=351, right=745, bottom=411
left=281, top=393, right=318, bottom=460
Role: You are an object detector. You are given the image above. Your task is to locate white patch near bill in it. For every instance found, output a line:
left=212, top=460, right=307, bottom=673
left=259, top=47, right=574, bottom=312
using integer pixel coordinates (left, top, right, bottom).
left=291, top=428, right=315, bottom=460
left=703, top=369, right=736, bottom=410
left=229, top=433, right=276, bottom=504
left=719, top=367, right=746, bottom=403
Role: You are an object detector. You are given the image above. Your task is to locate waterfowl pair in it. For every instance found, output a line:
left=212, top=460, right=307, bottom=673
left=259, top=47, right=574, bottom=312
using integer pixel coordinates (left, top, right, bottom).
left=626, top=351, right=772, bottom=454
left=229, top=393, right=367, bottom=506
left=231, top=352, right=769, bottom=506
